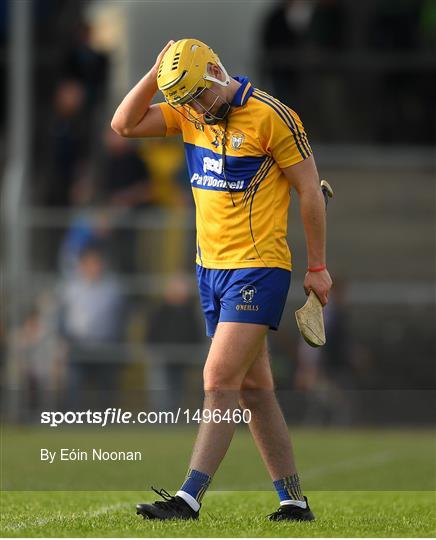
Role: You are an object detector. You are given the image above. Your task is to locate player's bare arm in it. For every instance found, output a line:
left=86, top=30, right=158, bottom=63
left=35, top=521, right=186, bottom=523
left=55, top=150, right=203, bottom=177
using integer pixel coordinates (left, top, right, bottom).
left=111, top=40, right=174, bottom=138
left=282, top=156, right=333, bottom=305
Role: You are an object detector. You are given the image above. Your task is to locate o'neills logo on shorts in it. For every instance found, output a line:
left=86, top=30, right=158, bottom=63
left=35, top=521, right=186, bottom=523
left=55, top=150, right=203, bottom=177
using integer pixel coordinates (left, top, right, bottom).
left=236, top=304, right=259, bottom=311
left=236, top=285, right=260, bottom=311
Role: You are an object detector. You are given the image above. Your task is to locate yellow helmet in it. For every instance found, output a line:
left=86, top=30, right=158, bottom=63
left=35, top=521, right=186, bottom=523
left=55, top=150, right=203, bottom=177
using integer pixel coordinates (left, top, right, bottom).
left=157, top=38, right=229, bottom=107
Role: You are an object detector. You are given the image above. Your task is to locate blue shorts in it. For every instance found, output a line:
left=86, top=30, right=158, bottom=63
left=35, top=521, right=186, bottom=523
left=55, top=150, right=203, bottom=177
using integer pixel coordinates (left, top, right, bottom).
left=196, top=265, right=291, bottom=337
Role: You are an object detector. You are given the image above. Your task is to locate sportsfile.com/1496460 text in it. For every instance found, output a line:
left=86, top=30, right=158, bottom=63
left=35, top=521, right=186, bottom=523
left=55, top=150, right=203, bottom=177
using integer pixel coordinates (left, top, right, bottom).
left=40, top=408, right=252, bottom=428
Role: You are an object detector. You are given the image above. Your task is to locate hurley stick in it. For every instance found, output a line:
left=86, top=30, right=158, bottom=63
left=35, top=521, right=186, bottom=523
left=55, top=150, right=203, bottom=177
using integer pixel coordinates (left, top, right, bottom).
left=295, top=179, right=333, bottom=347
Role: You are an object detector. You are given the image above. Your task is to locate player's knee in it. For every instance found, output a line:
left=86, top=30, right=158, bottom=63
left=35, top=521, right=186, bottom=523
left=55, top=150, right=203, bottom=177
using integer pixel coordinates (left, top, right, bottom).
left=203, top=366, right=243, bottom=391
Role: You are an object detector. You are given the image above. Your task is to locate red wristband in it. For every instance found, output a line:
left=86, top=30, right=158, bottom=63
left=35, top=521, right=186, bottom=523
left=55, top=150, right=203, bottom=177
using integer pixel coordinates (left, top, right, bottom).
left=307, top=265, right=327, bottom=273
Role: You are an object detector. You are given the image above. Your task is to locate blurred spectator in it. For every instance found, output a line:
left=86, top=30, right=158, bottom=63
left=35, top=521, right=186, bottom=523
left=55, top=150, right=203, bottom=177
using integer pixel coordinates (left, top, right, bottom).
left=63, top=20, right=109, bottom=111
left=99, top=128, right=152, bottom=210
left=58, top=163, right=112, bottom=276
left=44, top=79, right=90, bottom=206
left=30, top=5, right=110, bottom=206
left=147, top=275, right=203, bottom=410
left=12, top=294, right=65, bottom=419
left=59, top=208, right=112, bottom=277
left=59, top=242, right=125, bottom=407
left=98, top=128, right=153, bottom=272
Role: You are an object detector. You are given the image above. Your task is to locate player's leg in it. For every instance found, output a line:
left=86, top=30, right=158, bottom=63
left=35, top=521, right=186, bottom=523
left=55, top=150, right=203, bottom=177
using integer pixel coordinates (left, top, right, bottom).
left=174, top=321, right=267, bottom=513
left=239, top=338, right=298, bottom=478
left=187, top=321, right=268, bottom=474
left=136, top=321, right=267, bottom=520
left=239, top=339, right=315, bottom=521
left=173, top=267, right=293, bottom=516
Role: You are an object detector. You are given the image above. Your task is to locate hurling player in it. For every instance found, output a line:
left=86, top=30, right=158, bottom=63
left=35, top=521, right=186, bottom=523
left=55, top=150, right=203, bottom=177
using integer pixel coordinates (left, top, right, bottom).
left=112, top=39, right=332, bottom=521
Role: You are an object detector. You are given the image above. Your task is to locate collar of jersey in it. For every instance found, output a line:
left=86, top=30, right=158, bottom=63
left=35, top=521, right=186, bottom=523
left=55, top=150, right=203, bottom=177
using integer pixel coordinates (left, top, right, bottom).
left=230, top=76, right=253, bottom=107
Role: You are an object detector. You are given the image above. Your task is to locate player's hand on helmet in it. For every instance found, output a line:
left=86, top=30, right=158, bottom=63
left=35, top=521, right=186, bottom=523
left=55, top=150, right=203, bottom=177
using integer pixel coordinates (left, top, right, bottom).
left=153, top=40, right=175, bottom=73
left=304, top=269, right=332, bottom=306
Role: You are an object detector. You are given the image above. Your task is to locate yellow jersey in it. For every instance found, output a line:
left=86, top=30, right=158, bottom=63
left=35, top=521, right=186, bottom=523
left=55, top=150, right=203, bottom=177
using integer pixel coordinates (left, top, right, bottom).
left=159, top=76, right=312, bottom=271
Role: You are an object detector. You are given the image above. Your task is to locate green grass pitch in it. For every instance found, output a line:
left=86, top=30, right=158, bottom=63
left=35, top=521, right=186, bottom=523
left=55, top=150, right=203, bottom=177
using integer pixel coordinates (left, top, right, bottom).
left=1, top=427, right=435, bottom=537
left=1, top=490, right=435, bottom=537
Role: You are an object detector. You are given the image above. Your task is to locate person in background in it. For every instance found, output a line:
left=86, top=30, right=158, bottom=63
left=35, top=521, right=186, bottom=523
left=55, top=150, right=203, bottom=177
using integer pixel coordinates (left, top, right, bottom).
left=12, top=295, right=65, bottom=419
left=59, top=242, right=125, bottom=408
left=63, top=20, right=109, bottom=111
left=98, top=128, right=154, bottom=272
left=45, top=79, right=89, bottom=207
left=58, top=163, right=112, bottom=277
left=99, top=128, right=152, bottom=209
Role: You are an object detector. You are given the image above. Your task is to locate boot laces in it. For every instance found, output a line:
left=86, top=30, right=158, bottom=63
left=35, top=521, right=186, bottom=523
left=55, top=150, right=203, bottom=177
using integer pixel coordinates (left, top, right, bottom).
left=151, top=486, right=180, bottom=510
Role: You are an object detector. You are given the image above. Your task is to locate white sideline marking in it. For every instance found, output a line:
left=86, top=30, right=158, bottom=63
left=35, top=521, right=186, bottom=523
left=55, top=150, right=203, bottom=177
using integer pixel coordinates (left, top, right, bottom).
left=2, top=494, right=233, bottom=533
left=2, top=501, right=130, bottom=533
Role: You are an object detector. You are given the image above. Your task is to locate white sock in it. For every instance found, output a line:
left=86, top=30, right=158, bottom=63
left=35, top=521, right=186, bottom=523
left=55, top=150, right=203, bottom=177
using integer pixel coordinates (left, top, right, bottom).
left=176, top=490, right=200, bottom=512
left=280, top=499, right=307, bottom=509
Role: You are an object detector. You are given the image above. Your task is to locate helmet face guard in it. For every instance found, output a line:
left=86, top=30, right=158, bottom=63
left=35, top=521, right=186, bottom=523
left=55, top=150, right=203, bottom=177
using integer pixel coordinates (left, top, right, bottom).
left=157, top=39, right=230, bottom=126
left=170, top=85, right=231, bottom=126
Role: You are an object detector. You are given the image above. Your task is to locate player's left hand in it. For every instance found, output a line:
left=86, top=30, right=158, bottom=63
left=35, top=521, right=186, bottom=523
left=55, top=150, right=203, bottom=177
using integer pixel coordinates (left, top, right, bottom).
left=304, top=269, right=332, bottom=306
